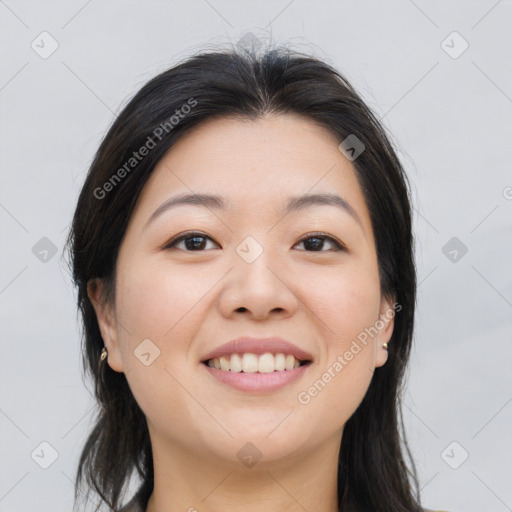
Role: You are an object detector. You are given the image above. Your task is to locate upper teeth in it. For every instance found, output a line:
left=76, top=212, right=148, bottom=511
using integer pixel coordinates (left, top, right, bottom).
left=207, top=353, right=302, bottom=373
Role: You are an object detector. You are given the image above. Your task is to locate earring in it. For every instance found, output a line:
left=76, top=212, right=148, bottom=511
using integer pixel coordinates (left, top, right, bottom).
left=382, top=342, right=388, bottom=350
left=100, top=347, right=108, bottom=361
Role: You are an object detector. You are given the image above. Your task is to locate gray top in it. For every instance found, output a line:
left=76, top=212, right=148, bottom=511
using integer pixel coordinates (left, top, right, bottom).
left=119, top=498, right=144, bottom=512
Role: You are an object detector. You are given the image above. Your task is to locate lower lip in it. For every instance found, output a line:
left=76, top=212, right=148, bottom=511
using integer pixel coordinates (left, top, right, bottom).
left=201, top=362, right=312, bottom=393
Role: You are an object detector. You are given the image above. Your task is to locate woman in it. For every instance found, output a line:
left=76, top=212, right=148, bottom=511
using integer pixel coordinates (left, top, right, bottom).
left=67, top=44, right=447, bottom=512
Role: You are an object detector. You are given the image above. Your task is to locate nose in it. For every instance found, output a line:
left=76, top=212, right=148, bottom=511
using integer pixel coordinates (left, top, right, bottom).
left=217, top=249, right=299, bottom=321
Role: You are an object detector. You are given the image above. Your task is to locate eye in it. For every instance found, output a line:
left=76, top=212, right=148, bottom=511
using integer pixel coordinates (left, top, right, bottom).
left=163, top=232, right=219, bottom=251
left=163, top=231, right=346, bottom=252
left=294, top=232, right=346, bottom=252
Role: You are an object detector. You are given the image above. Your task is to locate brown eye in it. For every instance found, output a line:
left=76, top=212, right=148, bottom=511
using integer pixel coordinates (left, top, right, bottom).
left=294, top=233, right=346, bottom=252
left=164, top=232, right=219, bottom=251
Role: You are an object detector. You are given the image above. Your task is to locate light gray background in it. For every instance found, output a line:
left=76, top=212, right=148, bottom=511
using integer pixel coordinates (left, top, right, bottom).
left=1, top=1, right=511, bottom=511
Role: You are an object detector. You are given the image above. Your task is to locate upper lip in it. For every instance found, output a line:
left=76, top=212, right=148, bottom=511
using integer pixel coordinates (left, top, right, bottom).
left=201, top=336, right=314, bottom=363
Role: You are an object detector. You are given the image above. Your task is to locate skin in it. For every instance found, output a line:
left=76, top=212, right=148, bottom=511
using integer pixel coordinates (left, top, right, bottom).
left=88, top=113, right=394, bottom=512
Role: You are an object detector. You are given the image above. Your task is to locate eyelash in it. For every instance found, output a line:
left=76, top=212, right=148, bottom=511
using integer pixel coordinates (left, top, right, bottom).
left=163, top=231, right=346, bottom=252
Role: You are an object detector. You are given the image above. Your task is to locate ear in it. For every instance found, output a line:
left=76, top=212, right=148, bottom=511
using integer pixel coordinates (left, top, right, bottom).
left=87, top=278, right=124, bottom=373
left=374, top=295, right=396, bottom=368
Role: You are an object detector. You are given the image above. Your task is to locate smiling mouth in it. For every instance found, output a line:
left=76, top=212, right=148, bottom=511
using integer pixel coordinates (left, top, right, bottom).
left=202, top=352, right=313, bottom=373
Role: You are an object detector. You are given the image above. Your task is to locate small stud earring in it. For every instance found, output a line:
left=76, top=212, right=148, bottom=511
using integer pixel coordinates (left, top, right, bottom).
left=100, top=347, right=108, bottom=361
left=382, top=342, right=388, bottom=350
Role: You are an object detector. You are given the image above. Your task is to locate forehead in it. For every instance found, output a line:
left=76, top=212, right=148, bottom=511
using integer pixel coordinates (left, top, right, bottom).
left=132, top=114, right=373, bottom=235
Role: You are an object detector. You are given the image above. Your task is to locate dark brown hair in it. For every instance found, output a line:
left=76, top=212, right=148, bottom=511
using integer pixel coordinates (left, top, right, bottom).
left=67, top=43, right=420, bottom=511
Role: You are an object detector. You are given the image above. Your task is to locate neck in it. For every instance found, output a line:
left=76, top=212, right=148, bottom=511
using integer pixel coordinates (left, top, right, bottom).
left=145, top=428, right=342, bottom=512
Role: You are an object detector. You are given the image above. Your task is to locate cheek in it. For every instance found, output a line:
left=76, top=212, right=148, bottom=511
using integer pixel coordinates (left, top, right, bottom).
left=329, top=268, right=381, bottom=376
left=113, top=258, right=212, bottom=438
left=295, top=263, right=380, bottom=422
left=299, top=260, right=381, bottom=344
left=115, top=256, right=212, bottom=344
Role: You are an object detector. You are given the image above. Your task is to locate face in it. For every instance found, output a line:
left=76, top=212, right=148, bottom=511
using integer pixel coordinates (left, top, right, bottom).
left=89, top=113, right=394, bottom=469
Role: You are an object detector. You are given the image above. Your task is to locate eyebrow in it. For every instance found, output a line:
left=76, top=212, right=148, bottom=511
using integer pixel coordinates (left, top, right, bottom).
left=144, top=192, right=362, bottom=229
